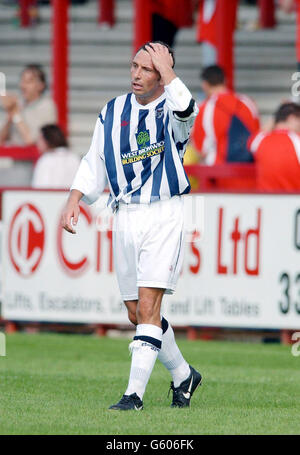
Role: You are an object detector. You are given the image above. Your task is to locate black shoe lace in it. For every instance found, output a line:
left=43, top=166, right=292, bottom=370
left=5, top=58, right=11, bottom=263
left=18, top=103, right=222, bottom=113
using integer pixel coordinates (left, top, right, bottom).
left=119, top=395, right=134, bottom=405
left=168, top=382, right=175, bottom=398
left=168, top=382, right=184, bottom=406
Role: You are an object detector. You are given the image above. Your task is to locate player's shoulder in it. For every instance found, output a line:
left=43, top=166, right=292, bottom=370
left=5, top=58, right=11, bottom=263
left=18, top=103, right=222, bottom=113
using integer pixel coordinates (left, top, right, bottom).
left=98, top=93, right=132, bottom=123
left=196, top=97, right=211, bottom=116
left=248, top=130, right=268, bottom=153
left=235, top=92, right=259, bottom=116
left=257, top=129, right=300, bottom=155
left=266, top=129, right=300, bottom=143
left=285, top=129, right=300, bottom=148
left=112, top=93, right=131, bottom=104
left=35, top=94, right=56, bottom=109
left=34, top=151, right=55, bottom=168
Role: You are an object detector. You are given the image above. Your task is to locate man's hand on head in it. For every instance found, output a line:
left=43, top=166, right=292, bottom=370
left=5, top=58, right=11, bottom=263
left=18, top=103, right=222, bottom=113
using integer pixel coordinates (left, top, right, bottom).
left=145, top=43, right=176, bottom=86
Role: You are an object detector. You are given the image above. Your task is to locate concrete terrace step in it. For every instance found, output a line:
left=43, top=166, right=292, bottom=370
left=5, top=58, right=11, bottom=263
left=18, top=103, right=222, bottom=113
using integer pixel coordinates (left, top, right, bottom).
left=0, top=29, right=133, bottom=46
left=0, top=1, right=295, bottom=24
left=2, top=62, right=297, bottom=83
left=0, top=28, right=296, bottom=48
left=0, top=44, right=297, bottom=67
left=0, top=57, right=297, bottom=72
left=0, top=0, right=133, bottom=23
left=0, top=14, right=297, bottom=43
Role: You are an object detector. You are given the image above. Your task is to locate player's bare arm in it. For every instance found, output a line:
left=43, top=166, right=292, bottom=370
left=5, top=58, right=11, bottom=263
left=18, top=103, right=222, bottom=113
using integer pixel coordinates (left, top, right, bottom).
left=61, top=189, right=83, bottom=234
left=145, top=43, right=176, bottom=86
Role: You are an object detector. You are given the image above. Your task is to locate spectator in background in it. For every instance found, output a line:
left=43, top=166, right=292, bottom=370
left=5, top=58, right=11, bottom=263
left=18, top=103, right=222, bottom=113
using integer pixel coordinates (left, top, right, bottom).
left=32, top=124, right=80, bottom=188
left=15, top=0, right=40, bottom=27
left=191, top=65, right=260, bottom=164
left=0, top=64, right=56, bottom=146
left=196, top=0, right=238, bottom=68
left=248, top=103, right=300, bottom=191
left=196, top=0, right=218, bottom=67
left=152, top=0, right=195, bottom=47
left=242, top=0, right=277, bottom=31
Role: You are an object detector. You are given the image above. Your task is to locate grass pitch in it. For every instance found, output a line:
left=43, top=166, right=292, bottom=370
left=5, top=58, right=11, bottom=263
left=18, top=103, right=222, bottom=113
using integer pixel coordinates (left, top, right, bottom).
left=0, top=332, right=300, bottom=435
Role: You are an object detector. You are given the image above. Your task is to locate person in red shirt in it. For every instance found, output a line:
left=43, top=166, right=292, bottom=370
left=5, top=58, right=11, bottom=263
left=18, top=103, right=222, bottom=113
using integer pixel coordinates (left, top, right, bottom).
left=248, top=102, right=300, bottom=191
left=192, top=65, right=260, bottom=164
left=196, top=0, right=218, bottom=66
left=196, top=0, right=238, bottom=87
left=152, top=0, right=195, bottom=47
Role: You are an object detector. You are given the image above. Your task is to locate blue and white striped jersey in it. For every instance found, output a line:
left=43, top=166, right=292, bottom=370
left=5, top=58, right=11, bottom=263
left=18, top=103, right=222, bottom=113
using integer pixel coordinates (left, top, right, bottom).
left=71, top=77, right=198, bottom=208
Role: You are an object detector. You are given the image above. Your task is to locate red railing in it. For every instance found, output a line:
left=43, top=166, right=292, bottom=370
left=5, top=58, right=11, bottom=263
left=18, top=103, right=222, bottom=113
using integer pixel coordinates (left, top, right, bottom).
left=0, top=148, right=257, bottom=192
left=184, top=163, right=257, bottom=191
left=0, top=145, right=40, bottom=163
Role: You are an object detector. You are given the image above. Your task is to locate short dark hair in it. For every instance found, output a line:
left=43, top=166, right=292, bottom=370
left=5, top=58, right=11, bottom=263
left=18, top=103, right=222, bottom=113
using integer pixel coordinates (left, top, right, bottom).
left=274, top=102, right=300, bottom=124
left=22, top=64, right=47, bottom=92
left=136, top=41, right=175, bottom=68
left=40, top=124, right=68, bottom=149
left=201, top=65, right=225, bottom=86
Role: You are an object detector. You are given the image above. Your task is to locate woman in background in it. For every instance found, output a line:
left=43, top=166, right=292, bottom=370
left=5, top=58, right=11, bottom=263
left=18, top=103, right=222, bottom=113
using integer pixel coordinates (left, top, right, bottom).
left=32, top=124, right=80, bottom=189
left=0, top=64, right=57, bottom=146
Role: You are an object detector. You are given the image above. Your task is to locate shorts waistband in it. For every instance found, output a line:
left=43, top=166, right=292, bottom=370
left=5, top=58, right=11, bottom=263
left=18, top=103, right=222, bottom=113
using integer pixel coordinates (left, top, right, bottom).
left=117, top=196, right=181, bottom=211
left=118, top=201, right=151, bottom=211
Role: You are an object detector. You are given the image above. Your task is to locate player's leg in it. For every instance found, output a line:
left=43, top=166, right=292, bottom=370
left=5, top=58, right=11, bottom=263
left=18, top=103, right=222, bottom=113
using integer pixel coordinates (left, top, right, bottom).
left=110, top=198, right=202, bottom=410
left=124, top=297, right=201, bottom=408
left=124, top=300, right=192, bottom=390
left=125, top=299, right=138, bottom=325
left=134, top=197, right=202, bottom=407
left=109, top=207, right=144, bottom=410
left=109, top=288, right=164, bottom=411
left=159, top=317, right=191, bottom=387
left=123, top=287, right=164, bottom=400
left=136, top=286, right=163, bottom=326
left=159, top=317, right=202, bottom=408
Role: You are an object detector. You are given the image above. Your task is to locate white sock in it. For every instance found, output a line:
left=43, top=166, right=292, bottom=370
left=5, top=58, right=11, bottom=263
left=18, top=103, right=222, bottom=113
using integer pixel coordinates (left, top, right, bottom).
left=158, top=317, right=191, bottom=387
left=125, top=323, right=162, bottom=400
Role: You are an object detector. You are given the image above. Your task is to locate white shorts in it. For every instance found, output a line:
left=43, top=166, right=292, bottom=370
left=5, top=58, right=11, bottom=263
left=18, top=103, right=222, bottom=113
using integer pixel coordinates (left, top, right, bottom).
left=113, top=196, right=185, bottom=301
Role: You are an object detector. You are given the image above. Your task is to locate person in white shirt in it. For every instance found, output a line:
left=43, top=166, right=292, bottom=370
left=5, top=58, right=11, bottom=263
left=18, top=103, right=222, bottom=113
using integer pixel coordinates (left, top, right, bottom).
left=32, top=124, right=80, bottom=189
left=62, top=42, right=202, bottom=411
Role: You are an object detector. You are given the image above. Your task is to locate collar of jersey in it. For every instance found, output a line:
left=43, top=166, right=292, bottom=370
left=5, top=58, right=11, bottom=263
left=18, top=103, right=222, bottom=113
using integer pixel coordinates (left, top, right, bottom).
left=131, top=91, right=166, bottom=109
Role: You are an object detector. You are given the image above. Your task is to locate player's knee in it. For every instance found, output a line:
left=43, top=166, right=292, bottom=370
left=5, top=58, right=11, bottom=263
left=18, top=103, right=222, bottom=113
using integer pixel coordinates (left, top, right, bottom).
left=127, top=310, right=137, bottom=326
left=136, top=301, right=156, bottom=322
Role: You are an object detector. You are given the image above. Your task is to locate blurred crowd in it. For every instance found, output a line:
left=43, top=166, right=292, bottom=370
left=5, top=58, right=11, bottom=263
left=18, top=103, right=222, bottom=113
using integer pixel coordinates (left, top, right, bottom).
left=187, top=64, right=300, bottom=191
left=0, top=0, right=300, bottom=192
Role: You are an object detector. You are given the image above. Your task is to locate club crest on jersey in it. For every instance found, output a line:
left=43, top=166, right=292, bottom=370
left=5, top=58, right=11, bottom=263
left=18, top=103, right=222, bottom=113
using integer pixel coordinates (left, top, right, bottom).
left=136, top=130, right=150, bottom=149
left=155, top=107, right=164, bottom=119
